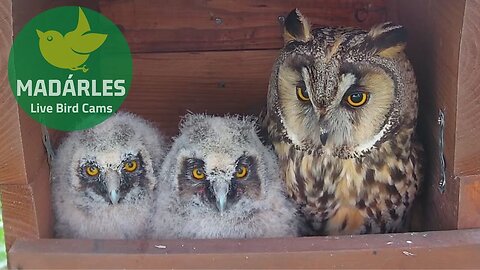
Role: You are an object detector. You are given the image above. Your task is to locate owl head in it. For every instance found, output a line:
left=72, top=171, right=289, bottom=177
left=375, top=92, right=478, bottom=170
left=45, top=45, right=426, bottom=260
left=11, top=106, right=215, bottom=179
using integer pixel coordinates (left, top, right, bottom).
left=160, top=114, right=280, bottom=216
left=268, top=9, right=418, bottom=158
left=53, top=112, right=167, bottom=206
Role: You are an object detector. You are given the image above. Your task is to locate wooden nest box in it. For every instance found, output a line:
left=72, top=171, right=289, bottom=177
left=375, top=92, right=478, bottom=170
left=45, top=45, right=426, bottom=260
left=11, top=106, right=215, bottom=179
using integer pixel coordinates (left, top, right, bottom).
left=0, top=0, right=479, bottom=268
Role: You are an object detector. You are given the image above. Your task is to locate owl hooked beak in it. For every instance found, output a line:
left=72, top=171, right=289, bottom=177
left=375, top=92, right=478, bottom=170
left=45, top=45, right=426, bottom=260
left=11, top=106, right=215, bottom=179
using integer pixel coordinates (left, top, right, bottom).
left=320, top=132, right=329, bottom=146
left=315, top=114, right=329, bottom=146
left=211, top=180, right=230, bottom=214
left=105, top=171, right=121, bottom=205
left=109, top=189, right=120, bottom=205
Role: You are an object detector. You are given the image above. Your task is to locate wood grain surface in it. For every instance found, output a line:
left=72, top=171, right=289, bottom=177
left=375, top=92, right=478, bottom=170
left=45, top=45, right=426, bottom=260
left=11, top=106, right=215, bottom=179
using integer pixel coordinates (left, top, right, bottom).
left=8, top=229, right=480, bottom=269
left=0, top=0, right=29, bottom=186
left=455, top=1, right=480, bottom=176
left=121, top=50, right=278, bottom=136
left=0, top=163, right=52, bottom=250
left=1, top=0, right=57, bottom=250
left=99, top=0, right=387, bottom=53
left=12, top=0, right=98, bottom=34
left=0, top=184, right=39, bottom=249
left=1, top=0, right=62, bottom=186
left=392, top=0, right=466, bottom=231
left=458, top=175, right=480, bottom=229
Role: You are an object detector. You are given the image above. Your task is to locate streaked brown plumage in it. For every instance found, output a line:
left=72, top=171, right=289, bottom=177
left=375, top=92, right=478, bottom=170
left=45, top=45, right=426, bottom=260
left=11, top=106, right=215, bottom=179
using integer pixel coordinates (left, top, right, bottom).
left=264, top=9, right=423, bottom=235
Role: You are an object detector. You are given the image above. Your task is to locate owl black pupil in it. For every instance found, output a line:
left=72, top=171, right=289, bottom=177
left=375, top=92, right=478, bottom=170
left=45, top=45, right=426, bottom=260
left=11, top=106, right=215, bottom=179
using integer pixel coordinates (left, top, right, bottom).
left=350, top=93, right=363, bottom=102
left=301, top=88, right=308, bottom=97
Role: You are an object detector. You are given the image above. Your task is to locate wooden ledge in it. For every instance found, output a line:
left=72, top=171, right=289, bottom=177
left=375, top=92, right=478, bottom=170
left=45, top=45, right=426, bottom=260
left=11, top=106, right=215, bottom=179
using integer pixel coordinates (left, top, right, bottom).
left=8, top=229, right=480, bottom=269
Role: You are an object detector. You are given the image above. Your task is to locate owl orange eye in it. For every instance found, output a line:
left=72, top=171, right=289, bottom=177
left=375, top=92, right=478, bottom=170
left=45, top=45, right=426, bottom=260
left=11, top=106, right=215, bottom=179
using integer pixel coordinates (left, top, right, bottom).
left=86, top=166, right=99, bottom=176
left=235, top=165, right=248, bottom=179
left=192, top=168, right=205, bottom=180
left=346, top=92, right=369, bottom=107
left=123, top=160, right=138, bottom=172
left=296, top=84, right=310, bottom=101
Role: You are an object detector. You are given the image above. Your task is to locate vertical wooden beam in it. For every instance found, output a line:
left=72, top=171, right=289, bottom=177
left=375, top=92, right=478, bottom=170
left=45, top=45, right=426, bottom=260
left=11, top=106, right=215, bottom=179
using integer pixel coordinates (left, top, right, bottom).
left=391, top=0, right=466, bottom=230
left=0, top=0, right=38, bottom=249
left=0, top=0, right=40, bottom=253
left=0, top=0, right=126, bottom=253
left=0, top=0, right=54, bottom=251
left=0, top=0, right=28, bottom=186
left=0, top=0, right=116, bottom=253
left=454, top=0, right=480, bottom=229
left=455, top=1, right=480, bottom=177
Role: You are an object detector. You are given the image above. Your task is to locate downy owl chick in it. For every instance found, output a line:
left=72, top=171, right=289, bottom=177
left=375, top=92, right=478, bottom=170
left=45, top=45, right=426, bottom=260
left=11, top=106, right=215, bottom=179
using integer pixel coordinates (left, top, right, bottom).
left=52, top=112, right=168, bottom=239
left=264, top=9, right=423, bottom=235
left=151, top=114, right=298, bottom=239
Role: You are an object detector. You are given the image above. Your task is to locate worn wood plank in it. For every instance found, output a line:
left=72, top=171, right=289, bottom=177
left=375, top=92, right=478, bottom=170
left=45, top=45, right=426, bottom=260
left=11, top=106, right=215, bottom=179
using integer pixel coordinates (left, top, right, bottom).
left=12, top=0, right=98, bottom=34
left=0, top=0, right=29, bottom=186
left=384, top=0, right=399, bottom=23
left=30, top=162, right=54, bottom=243
left=458, top=175, right=480, bottom=229
left=3, top=0, right=78, bottom=186
left=392, top=0, right=466, bottom=231
left=18, top=110, right=52, bottom=186
left=2, top=54, right=59, bottom=188
left=9, top=229, right=480, bottom=269
left=11, top=0, right=50, bottom=34
left=121, top=50, right=277, bottom=136
left=0, top=184, right=39, bottom=250
left=99, top=0, right=387, bottom=53
left=0, top=162, right=52, bottom=250
left=455, top=1, right=480, bottom=176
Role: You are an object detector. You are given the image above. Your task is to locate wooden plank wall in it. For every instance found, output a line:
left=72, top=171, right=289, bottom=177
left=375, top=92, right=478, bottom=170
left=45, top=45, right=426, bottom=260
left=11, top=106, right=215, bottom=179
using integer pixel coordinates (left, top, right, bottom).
left=0, top=0, right=99, bottom=251
left=0, top=0, right=26, bottom=186
left=125, top=51, right=276, bottom=136
left=12, top=0, right=98, bottom=35
left=455, top=1, right=480, bottom=177
left=392, top=0, right=466, bottom=231
left=392, top=0, right=480, bottom=231
left=0, top=0, right=47, bottom=251
left=99, top=0, right=389, bottom=137
left=455, top=0, right=480, bottom=229
left=99, top=0, right=387, bottom=53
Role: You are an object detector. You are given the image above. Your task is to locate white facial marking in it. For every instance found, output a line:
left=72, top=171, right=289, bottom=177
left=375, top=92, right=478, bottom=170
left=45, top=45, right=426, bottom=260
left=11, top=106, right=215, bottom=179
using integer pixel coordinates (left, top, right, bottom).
left=205, top=153, right=235, bottom=173
left=301, top=67, right=313, bottom=97
left=355, top=122, right=391, bottom=153
left=337, top=73, right=356, bottom=101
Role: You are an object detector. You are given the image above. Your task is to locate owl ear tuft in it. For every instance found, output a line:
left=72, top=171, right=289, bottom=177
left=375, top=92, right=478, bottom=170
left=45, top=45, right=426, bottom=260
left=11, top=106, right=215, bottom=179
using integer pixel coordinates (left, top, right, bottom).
left=368, top=22, right=407, bottom=58
left=283, top=9, right=312, bottom=43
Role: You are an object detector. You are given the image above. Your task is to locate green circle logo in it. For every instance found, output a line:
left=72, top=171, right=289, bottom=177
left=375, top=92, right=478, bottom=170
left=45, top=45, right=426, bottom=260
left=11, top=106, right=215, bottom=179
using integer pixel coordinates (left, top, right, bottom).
left=8, top=6, right=132, bottom=131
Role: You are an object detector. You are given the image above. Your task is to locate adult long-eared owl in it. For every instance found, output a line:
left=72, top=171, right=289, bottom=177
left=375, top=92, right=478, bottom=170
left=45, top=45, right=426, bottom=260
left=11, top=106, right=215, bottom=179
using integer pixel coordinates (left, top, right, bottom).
left=264, top=9, right=423, bottom=235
